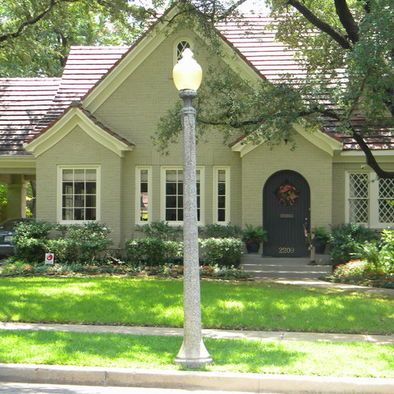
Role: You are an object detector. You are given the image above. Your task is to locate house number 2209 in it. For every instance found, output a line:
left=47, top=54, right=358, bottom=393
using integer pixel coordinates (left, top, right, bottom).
left=278, top=247, right=295, bottom=254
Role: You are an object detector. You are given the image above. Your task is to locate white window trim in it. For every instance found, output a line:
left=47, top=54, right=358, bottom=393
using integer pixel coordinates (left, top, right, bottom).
left=173, top=38, right=194, bottom=65
left=345, top=171, right=393, bottom=228
left=160, top=166, right=205, bottom=226
left=135, top=166, right=152, bottom=225
left=57, top=165, right=101, bottom=224
left=213, top=166, right=231, bottom=224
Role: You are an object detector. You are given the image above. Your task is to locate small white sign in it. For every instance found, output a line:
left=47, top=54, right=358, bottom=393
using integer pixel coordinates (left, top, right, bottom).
left=45, top=253, right=55, bottom=265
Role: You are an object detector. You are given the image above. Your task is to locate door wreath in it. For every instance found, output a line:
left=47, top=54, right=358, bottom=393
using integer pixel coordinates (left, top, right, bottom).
left=276, top=183, right=299, bottom=206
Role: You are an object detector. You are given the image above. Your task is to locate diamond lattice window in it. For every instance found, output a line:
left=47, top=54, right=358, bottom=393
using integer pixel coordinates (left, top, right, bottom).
left=176, top=41, right=190, bottom=61
left=378, top=178, right=394, bottom=223
left=349, top=173, right=369, bottom=223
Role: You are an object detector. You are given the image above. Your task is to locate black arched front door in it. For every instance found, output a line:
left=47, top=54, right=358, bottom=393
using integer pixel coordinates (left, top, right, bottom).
left=263, top=170, right=310, bottom=257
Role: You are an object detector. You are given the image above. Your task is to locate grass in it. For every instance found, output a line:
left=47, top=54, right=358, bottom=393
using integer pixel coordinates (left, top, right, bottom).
left=0, top=330, right=392, bottom=378
left=0, top=277, right=392, bottom=334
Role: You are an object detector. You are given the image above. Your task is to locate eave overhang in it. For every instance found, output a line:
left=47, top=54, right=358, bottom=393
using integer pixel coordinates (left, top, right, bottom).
left=24, top=106, right=134, bottom=158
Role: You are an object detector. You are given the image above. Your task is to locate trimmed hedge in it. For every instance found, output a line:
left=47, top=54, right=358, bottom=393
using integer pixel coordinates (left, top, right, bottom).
left=200, top=238, right=243, bottom=268
left=13, top=221, right=112, bottom=264
left=125, top=237, right=183, bottom=266
left=126, top=236, right=243, bottom=268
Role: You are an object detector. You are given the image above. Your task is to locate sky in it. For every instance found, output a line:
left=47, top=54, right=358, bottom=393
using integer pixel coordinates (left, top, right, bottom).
left=136, top=1, right=269, bottom=13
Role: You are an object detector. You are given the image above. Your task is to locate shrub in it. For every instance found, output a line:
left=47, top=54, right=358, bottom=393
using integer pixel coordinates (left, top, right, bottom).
left=358, top=229, right=394, bottom=275
left=126, top=237, right=183, bottom=266
left=199, top=224, right=242, bottom=239
left=136, top=221, right=182, bottom=241
left=200, top=238, right=243, bottom=268
left=63, top=222, right=112, bottom=263
left=13, top=221, right=54, bottom=262
left=330, top=223, right=378, bottom=264
left=13, top=221, right=112, bottom=264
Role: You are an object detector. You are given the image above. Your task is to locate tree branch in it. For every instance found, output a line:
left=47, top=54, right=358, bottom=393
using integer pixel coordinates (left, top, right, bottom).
left=334, top=0, right=359, bottom=43
left=287, top=0, right=352, bottom=49
left=0, top=0, right=79, bottom=44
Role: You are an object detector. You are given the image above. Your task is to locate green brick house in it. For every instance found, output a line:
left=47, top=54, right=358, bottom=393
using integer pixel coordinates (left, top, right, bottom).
left=1, top=6, right=393, bottom=257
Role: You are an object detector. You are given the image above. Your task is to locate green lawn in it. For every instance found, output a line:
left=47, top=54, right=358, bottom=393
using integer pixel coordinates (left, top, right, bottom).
left=0, top=330, right=392, bottom=377
left=0, top=277, right=392, bottom=334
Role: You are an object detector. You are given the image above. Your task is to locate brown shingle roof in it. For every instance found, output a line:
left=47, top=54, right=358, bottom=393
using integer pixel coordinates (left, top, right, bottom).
left=0, top=15, right=392, bottom=155
left=0, top=78, right=60, bottom=155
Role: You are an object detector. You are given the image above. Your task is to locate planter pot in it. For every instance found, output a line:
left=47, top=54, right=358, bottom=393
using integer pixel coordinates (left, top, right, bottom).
left=246, top=242, right=260, bottom=254
left=313, top=240, right=326, bottom=254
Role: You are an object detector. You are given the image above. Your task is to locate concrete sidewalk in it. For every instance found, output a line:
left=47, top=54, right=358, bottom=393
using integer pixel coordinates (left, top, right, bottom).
left=1, top=364, right=393, bottom=394
left=1, top=322, right=393, bottom=344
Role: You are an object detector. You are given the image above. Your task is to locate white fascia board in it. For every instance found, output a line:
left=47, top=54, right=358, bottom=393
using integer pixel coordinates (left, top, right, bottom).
left=83, top=12, right=175, bottom=113
left=293, top=124, right=342, bottom=156
left=341, top=150, right=394, bottom=157
left=0, top=155, right=36, bottom=169
left=232, top=124, right=342, bottom=158
left=25, top=108, right=133, bottom=158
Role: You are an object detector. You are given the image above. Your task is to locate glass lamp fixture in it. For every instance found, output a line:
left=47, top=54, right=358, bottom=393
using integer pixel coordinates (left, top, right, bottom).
left=173, top=48, right=202, bottom=91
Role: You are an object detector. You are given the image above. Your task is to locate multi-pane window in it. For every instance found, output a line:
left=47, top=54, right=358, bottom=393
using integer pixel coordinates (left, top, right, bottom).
left=347, top=173, right=394, bottom=227
left=378, top=178, right=394, bottom=223
left=136, top=167, right=151, bottom=223
left=348, top=173, right=369, bottom=224
left=61, top=168, right=97, bottom=221
left=214, top=168, right=230, bottom=223
left=176, top=40, right=190, bottom=61
left=164, top=168, right=201, bottom=223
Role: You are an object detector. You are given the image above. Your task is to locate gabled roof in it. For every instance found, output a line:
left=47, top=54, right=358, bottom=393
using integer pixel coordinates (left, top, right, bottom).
left=25, top=103, right=134, bottom=158
left=0, top=10, right=392, bottom=156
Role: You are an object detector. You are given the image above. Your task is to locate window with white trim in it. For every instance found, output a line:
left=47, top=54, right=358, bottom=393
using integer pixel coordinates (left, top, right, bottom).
left=214, top=167, right=230, bottom=223
left=176, top=40, right=191, bottom=61
left=348, top=173, right=369, bottom=224
left=59, top=167, right=99, bottom=222
left=347, top=172, right=394, bottom=227
left=162, top=167, right=203, bottom=224
left=136, top=167, right=152, bottom=224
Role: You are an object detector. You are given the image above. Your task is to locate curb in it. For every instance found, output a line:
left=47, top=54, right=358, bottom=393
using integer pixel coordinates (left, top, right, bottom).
left=1, top=364, right=393, bottom=393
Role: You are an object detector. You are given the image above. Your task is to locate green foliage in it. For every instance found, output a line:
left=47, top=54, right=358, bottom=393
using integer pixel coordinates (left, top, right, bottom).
left=126, top=237, right=183, bottom=266
left=200, top=237, right=243, bottom=268
left=199, top=223, right=242, bottom=239
left=0, top=0, right=152, bottom=76
left=13, top=221, right=53, bottom=262
left=358, top=229, right=394, bottom=274
left=241, top=224, right=268, bottom=243
left=330, top=223, right=378, bottom=263
left=136, top=221, right=182, bottom=241
left=312, top=227, right=330, bottom=243
left=12, top=221, right=112, bottom=264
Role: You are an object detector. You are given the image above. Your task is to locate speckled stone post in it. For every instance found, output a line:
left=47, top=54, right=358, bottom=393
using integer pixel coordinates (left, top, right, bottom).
left=175, top=89, right=212, bottom=368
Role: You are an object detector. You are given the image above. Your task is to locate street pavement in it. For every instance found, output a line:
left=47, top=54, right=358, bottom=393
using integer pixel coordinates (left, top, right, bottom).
left=0, top=382, right=263, bottom=394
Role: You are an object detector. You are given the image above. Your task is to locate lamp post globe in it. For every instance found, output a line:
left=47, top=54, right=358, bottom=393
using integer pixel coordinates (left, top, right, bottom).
left=173, top=49, right=212, bottom=368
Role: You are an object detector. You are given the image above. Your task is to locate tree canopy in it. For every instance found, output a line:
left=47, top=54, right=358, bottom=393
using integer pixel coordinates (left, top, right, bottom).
left=156, top=0, right=394, bottom=177
left=1, top=0, right=393, bottom=176
left=0, top=0, right=165, bottom=76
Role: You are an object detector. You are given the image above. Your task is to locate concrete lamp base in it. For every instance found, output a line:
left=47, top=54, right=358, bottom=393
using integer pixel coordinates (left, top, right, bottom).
left=175, top=340, right=213, bottom=368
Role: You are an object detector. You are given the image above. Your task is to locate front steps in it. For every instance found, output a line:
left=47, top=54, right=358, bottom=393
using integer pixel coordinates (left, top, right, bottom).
left=241, top=254, right=331, bottom=280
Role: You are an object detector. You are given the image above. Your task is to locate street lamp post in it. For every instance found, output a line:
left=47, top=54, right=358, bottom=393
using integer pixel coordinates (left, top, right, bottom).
left=173, top=48, right=212, bottom=368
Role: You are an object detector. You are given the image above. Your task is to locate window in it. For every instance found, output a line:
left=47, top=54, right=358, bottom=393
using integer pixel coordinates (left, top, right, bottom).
left=136, top=167, right=152, bottom=224
left=176, top=40, right=190, bottom=61
left=162, top=167, right=203, bottom=224
left=348, top=173, right=369, bottom=224
left=58, top=167, right=99, bottom=222
left=346, top=172, right=394, bottom=227
left=214, top=167, right=230, bottom=223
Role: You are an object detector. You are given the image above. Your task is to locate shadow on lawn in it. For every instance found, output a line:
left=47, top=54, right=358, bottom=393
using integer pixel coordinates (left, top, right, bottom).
left=0, top=330, right=304, bottom=373
left=0, top=277, right=184, bottom=326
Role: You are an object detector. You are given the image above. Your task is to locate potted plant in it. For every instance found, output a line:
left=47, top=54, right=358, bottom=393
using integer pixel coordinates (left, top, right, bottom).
left=242, top=224, right=268, bottom=253
left=312, top=227, right=330, bottom=254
